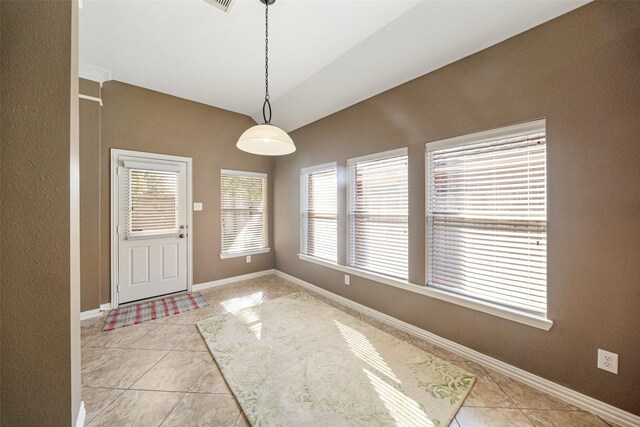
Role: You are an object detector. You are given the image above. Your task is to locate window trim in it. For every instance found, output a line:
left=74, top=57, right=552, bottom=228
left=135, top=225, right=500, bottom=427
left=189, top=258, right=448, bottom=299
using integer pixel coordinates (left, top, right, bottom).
left=220, top=169, right=267, bottom=179
left=298, top=253, right=553, bottom=331
left=300, top=162, right=338, bottom=261
left=219, top=169, right=269, bottom=259
left=346, top=147, right=408, bottom=166
left=219, top=247, right=270, bottom=260
left=426, top=119, right=546, bottom=151
left=425, top=119, right=551, bottom=325
left=347, top=147, right=409, bottom=280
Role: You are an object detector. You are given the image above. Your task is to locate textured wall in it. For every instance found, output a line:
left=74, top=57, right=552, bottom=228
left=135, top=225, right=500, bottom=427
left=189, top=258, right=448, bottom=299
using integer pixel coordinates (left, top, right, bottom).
left=79, top=80, right=275, bottom=311
left=0, top=1, right=80, bottom=424
left=0, top=1, right=3, bottom=423
left=70, top=1, right=82, bottom=421
left=274, top=2, right=640, bottom=415
left=79, top=80, right=102, bottom=311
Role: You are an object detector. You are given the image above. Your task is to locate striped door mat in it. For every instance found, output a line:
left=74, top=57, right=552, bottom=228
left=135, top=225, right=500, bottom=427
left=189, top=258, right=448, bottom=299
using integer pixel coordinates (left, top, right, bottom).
left=103, top=292, right=208, bottom=331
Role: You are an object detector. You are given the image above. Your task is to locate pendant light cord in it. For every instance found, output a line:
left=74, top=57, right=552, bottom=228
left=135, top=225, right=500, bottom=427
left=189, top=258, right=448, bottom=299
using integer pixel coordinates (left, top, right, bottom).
left=262, top=1, right=272, bottom=124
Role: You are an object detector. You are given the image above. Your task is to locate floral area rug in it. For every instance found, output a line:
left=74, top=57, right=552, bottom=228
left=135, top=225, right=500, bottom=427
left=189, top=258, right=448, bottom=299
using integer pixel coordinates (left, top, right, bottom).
left=197, top=292, right=475, bottom=427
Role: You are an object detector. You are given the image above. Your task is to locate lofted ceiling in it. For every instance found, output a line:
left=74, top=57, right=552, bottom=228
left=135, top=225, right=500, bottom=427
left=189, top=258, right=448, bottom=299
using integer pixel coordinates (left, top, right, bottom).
left=80, top=0, right=589, bottom=132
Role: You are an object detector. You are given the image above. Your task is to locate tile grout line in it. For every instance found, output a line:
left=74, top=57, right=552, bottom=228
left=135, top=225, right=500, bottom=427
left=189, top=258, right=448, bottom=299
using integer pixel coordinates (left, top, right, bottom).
left=125, top=387, right=232, bottom=395
left=124, top=350, right=171, bottom=392
left=232, top=409, right=243, bottom=427
left=183, top=362, right=213, bottom=394
left=490, top=374, right=521, bottom=410
left=83, top=387, right=126, bottom=425
left=520, top=408, right=545, bottom=427
left=158, top=392, right=187, bottom=427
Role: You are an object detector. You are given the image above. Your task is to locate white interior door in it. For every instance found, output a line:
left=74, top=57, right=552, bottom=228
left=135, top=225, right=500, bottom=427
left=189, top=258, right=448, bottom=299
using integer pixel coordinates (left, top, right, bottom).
left=113, top=151, right=191, bottom=305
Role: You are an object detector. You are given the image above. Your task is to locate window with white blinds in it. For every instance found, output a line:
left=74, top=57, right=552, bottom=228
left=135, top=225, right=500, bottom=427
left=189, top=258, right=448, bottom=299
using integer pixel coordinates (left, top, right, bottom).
left=301, top=163, right=337, bottom=262
left=220, top=170, right=268, bottom=257
left=127, top=168, right=179, bottom=236
left=427, top=120, right=547, bottom=315
left=348, top=148, right=408, bottom=280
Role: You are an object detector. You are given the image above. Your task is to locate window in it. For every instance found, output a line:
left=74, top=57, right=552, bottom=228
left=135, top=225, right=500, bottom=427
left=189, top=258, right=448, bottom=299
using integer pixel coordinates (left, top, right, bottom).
left=220, top=170, right=268, bottom=258
left=348, top=148, right=408, bottom=280
left=127, top=167, right=179, bottom=238
left=301, top=163, right=337, bottom=262
left=427, top=120, right=547, bottom=316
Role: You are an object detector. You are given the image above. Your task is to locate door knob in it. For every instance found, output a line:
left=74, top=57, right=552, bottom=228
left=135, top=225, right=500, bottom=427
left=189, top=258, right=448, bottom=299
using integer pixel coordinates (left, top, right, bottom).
left=179, top=233, right=185, bottom=239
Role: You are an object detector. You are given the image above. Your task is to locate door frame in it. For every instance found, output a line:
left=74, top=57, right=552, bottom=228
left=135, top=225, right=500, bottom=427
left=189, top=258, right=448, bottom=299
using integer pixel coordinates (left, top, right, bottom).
left=110, top=148, right=193, bottom=308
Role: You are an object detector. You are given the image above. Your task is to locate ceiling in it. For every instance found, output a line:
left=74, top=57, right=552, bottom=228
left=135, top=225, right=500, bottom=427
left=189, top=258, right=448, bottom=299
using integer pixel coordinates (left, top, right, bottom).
left=79, top=0, right=589, bottom=131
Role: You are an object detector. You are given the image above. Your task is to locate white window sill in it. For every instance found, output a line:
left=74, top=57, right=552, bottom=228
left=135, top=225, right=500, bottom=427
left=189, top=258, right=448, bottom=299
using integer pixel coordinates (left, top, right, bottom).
left=298, top=253, right=553, bottom=331
left=220, top=248, right=270, bottom=260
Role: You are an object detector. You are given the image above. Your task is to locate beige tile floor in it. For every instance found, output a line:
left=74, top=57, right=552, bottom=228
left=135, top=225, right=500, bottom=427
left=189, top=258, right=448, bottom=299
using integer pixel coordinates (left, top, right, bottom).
left=81, top=275, right=615, bottom=426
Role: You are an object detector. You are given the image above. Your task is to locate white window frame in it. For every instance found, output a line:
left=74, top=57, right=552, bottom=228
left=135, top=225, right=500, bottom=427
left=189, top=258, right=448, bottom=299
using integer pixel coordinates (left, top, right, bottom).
left=297, top=129, right=552, bottom=330
left=425, top=119, right=552, bottom=330
left=347, top=147, right=409, bottom=280
left=300, top=162, right=338, bottom=262
left=219, top=169, right=270, bottom=259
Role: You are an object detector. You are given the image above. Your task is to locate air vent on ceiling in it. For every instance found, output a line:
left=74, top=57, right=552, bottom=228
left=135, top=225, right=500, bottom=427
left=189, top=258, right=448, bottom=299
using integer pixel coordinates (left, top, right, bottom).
left=203, top=0, right=234, bottom=13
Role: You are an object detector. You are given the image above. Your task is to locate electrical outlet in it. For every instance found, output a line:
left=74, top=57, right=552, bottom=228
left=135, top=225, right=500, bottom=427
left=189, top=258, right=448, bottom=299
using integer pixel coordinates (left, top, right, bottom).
left=344, top=275, right=350, bottom=285
left=597, top=349, right=618, bottom=374
left=246, top=255, right=251, bottom=263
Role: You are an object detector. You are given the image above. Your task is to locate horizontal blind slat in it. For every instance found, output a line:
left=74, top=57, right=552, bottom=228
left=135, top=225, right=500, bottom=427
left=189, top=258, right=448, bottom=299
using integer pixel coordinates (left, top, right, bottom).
left=221, top=172, right=268, bottom=255
left=349, top=152, right=408, bottom=280
left=428, top=127, right=547, bottom=315
left=127, top=168, right=179, bottom=236
left=302, top=166, right=337, bottom=262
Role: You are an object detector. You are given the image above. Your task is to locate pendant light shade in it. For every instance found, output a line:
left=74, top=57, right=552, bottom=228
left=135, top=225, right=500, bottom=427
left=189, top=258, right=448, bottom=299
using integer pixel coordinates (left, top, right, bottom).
left=236, top=0, right=295, bottom=156
left=237, top=124, right=296, bottom=156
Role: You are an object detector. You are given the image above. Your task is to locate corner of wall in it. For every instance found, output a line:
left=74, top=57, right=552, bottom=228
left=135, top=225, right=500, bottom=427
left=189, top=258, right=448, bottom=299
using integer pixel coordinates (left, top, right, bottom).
left=70, top=0, right=82, bottom=424
left=0, top=0, right=3, bottom=422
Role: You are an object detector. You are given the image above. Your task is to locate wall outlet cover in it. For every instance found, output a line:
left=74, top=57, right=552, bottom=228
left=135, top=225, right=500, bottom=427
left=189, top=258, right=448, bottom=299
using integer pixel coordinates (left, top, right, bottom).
left=246, top=255, right=251, bottom=263
left=193, top=202, right=203, bottom=211
left=597, top=349, right=618, bottom=374
left=344, top=275, right=350, bottom=285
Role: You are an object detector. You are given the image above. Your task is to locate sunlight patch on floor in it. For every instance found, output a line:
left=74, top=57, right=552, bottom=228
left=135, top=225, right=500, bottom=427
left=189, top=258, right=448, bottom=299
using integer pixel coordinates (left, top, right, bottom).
left=335, top=320, right=400, bottom=384
left=363, top=368, right=433, bottom=427
left=221, top=292, right=263, bottom=314
left=221, top=292, right=263, bottom=339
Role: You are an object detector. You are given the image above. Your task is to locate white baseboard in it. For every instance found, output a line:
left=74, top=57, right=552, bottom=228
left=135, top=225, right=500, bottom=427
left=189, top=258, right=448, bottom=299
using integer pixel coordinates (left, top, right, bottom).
left=81, top=269, right=275, bottom=319
left=193, top=269, right=275, bottom=291
left=80, top=309, right=101, bottom=320
left=80, top=269, right=274, bottom=319
left=80, top=303, right=112, bottom=320
left=80, top=270, right=274, bottom=320
left=274, top=269, right=640, bottom=427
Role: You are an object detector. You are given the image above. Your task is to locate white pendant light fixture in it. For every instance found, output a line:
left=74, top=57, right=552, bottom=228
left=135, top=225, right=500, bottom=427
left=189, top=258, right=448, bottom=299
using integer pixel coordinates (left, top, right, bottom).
left=237, top=0, right=295, bottom=156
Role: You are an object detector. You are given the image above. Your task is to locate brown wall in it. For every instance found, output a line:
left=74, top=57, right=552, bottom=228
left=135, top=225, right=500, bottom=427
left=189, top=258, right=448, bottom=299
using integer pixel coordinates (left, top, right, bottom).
left=0, top=1, right=3, bottom=423
left=79, top=81, right=102, bottom=311
left=79, top=80, right=275, bottom=311
left=1, top=1, right=80, bottom=424
left=0, top=1, right=3, bottom=422
left=274, top=2, right=640, bottom=415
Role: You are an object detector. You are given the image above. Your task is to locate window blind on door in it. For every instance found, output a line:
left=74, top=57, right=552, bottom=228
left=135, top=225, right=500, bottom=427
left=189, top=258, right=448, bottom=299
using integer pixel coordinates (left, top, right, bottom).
left=348, top=149, right=408, bottom=280
left=221, top=171, right=268, bottom=256
left=127, top=168, right=179, bottom=236
left=301, top=164, right=337, bottom=262
left=427, top=125, right=547, bottom=315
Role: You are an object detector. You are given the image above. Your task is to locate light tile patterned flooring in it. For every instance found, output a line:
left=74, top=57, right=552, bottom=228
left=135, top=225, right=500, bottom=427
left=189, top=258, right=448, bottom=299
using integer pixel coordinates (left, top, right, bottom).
left=82, top=275, right=615, bottom=426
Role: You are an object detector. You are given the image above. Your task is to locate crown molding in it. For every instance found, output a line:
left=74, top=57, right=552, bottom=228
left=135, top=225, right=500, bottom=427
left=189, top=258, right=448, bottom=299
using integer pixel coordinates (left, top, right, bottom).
left=79, top=63, right=112, bottom=85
